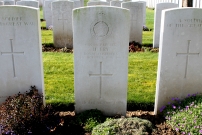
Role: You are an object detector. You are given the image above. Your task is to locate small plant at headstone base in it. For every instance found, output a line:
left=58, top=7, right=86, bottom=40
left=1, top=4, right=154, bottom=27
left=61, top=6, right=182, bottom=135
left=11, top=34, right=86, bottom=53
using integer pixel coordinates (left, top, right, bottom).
left=92, top=117, right=153, bottom=135
left=129, top=41, right=143, bottom=52
left=0, top=86, right=58, bottom=135
left=160, top=93, right=202, bottom=135
left=75, top=109, right=106, bottom=132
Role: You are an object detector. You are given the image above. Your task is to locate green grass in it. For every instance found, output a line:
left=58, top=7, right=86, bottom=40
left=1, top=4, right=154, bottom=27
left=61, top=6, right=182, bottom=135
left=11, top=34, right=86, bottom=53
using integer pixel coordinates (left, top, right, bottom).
left=128, top=52, right=158, bottom=104
left=43, top=52, right=74, bottom=105
left=142, top=8, right=154, bottom=46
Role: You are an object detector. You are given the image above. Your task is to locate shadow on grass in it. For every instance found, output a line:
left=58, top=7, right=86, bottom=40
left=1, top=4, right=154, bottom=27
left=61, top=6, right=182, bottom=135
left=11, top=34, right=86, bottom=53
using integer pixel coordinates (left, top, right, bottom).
left=49, top=102, right=154, bottom=112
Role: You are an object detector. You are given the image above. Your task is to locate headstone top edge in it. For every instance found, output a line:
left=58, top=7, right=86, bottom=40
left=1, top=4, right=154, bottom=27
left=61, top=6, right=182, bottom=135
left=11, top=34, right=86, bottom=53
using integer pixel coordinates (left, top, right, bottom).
left=163, top=7, right=202, bottom=12
left=0, top=5, right=39, bottom=10
left=52, top=0, right=74, bottom=3
left=156, top=2, right=178, bottom=5
left=122, top=1, right=144, bottom=4
left=73, top=5, right=129, bottom=11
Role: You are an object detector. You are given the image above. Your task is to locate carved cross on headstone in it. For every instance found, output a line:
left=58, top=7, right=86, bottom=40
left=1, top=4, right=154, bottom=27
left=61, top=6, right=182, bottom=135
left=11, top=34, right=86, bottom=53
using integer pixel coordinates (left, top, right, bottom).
left=58, top=12, right=69, bottom=46
left=0, top=39, right=24, bottom=77
left=176, top=40, right=199, bottom=78
left=89, top=62, right=113, bottom=99
left=58, top=12, right=68, bottom=30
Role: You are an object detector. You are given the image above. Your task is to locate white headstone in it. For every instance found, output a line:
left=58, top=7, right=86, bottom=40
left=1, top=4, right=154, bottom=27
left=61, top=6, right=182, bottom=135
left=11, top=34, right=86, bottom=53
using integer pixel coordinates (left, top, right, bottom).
left=122, top=1, right=144, bottom=43
left=44, top=0, right=53, bottom=28
left=73, top=6, right=130, bottom=116
left=123, top=0, right=146, bottom=25
left=0, top=6, right=44, bottom=104
left=16, top=1, right=39, bottom=8
left=43, top=0, right=54, bottom=21
left=153, top=3, right=178, bottom=48
left=52, top=0, right=73, bottom=48
left=110, top=0, right=122, bottom=7
left=87, top=1, right=109, bottom=6
left=138, top=1, right=146, bottom=25
left=4, top=0, right=15, bottom=5
left=154, top=8, right=202, bottom=114
left=0, top=1, right=4, bottom=5
left=69, top=0, right=82, bottom=8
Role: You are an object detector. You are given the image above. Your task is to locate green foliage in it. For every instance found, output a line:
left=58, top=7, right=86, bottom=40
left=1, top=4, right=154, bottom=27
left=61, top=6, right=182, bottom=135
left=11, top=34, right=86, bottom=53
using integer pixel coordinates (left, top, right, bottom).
left=75, top=109, right=106, bottom=132
left=92, top=117, right=153, bottom=135
left=160, top=93, right=202, bottom=134
left=0, top=86, right=56, bottom=134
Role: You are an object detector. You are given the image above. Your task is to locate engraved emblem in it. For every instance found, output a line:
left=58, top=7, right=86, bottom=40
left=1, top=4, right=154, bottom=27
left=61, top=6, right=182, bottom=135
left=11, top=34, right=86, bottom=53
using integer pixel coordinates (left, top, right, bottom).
left=90, top=12, right=112, bottom=39
left=93, top=21, right=109, bottom=37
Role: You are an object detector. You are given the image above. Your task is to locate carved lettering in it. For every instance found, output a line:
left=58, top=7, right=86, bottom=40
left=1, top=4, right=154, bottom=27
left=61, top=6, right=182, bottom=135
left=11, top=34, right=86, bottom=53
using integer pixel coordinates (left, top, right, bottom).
left=0, top=17, right=34, bottom=26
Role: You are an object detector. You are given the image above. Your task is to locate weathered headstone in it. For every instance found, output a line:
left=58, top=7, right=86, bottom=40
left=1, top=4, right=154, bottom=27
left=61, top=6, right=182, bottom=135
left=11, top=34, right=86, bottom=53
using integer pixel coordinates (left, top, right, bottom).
left=122, top=1, right=144, bottom=43
left=87, top=1, right=109, bottom=6
left=52, top=0, right=73, bottom=48
left=0, top=6, right=44, bottom=104
left=154, top=8, right=202, bottom=114
left=122, top=0, right=146, bottom=25
left=4, top=0, right=15, bottom=5
left=44, top=0, right=53, bottom=28
left=16, top=1, right=39, bottom=8
left=69, top=0, right=82, bottom=8
left=153, top=3, right=178, bottom=48
left=110, top=0, right=122, bottom=7
left=73, top=6, right=130, bottom=116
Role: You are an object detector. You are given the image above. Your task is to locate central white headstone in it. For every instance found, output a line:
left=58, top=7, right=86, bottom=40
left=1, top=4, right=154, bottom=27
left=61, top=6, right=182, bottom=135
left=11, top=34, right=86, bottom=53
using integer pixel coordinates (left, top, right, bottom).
left=154, top=8, right=202, bottom=114
left=73, top=6, right=130, bottom=116
left=0, top=6, right=44, bottom=104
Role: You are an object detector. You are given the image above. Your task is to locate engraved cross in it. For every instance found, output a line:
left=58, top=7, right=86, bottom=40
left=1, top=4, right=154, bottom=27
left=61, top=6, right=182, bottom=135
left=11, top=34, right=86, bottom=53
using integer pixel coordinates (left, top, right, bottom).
left=1, top=39, right=24, bottom=77
left=176, top=40, right=199, bottom=78
left=58, top=12, right=69, bottom=46
left=58, top=13, right=68, bottom=30
left=89, top=62, right=113, bottom=99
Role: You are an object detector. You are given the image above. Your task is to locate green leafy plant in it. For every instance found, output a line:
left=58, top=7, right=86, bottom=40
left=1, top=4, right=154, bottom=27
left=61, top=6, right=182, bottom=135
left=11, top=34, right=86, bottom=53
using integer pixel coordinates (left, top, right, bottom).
left=75, top=109, right=106, bottom=132
left=160, top=93, right=202, bottom=135
left=0, top=86, right=57, bottom=135
left=92, top=117, right=153, bottom=135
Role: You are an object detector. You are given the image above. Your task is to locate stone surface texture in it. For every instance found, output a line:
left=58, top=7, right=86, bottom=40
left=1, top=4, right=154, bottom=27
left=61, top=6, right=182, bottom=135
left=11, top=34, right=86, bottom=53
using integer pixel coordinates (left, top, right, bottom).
left=44, top=0, right=53, bottom=27
left=4, top=1, right=15, bottom=5
left=52, top=0, right=73, bottom=48
left=153, top=3, right=178, bottom=48
left=16, top=1, right=39, bottom=8
left=110, top=0, right=122, bottom=7
left=122, top=1, right=144, bottom=43
left=87, top=1, right=109, bottom=6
